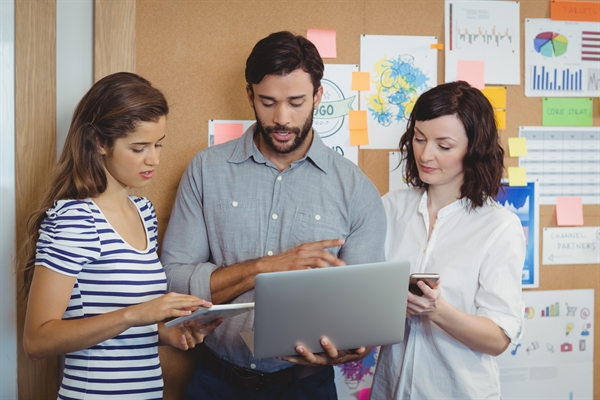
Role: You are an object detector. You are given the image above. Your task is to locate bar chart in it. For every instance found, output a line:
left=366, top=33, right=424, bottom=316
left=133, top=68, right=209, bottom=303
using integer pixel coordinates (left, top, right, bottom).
left=529, top=65, right=583, bottom=91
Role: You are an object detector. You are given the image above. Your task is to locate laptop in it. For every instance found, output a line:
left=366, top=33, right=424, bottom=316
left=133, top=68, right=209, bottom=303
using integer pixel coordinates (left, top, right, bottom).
left=240, top=260, right=411, bottom=358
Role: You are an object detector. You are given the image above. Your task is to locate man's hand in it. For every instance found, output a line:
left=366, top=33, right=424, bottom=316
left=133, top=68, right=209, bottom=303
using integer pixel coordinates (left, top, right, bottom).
left=280, top=337, right=370, bottom=366
left=256, top=239, right=346, bottom=273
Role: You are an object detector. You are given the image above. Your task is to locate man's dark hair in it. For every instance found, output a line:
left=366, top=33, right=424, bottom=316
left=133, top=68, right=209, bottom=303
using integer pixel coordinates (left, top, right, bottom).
left=245, top=31, right=324, bottom=95
left=400, top=81, right=505, bottom=209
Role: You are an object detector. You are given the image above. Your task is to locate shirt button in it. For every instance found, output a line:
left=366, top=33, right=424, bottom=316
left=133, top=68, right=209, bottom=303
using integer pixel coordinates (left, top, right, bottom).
left=232, top=201, right=238, bottom=207
left=315, top=215, right=321, bottom=221
left=267, top=251, right=273, bottom=256
left=277, top=176, right=282, bottom=181
left=250, top=363, right=256, bottom=369
left=272, top=214, right=278, bottom=220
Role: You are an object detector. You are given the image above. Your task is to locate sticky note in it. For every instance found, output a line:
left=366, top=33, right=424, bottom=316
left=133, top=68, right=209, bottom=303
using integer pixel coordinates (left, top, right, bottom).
left=456, top=60, right=485, bottom=89
left=350, top=129, right=369, bottom=146
left=214, top=123, right=244, bottom=145
left=556, top=197, right=584, bottom=226
left=508, top=137, right=528, bottom=157
left=551, top=0, right=600, bottom=23
left=542, top=98, right=593, bottom=126
left=508, top=167, right=527, bottom=186
left=352, top=72, right=370, bottom=91
left=481, top=87, right=506, bottom=109
left=430, top=43, right=444, bottom=50
left=349, top=110, right=368, bottom=130
left=494, top=109, right=506, bottom=130
left=307, top=29, right=336, bottom=58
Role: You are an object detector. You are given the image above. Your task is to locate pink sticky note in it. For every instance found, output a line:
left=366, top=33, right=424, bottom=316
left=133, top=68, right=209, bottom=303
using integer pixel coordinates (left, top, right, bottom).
left=214, top=123, right=244, bottom=145
left=556, top=197, right=584, bottom=226
left=307, top=29, right=337, bottom=58
left=456, top=60, right=485, bottom=89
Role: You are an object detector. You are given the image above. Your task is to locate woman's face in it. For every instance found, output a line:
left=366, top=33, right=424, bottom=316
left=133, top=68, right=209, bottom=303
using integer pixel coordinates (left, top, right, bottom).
left=412, top=114, right=469, bottom=194
left=101, top=116, right=166, bottom=191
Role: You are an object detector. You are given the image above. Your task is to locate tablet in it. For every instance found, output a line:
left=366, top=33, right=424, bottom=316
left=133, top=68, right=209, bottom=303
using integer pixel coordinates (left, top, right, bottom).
left=242, top=260, right=410, bottom=358
left=165, top=302, right=254, bottom=328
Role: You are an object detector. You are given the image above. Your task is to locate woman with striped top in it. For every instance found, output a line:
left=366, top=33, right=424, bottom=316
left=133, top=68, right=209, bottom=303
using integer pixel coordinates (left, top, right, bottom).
left=20, top=72, right=221, bottom=399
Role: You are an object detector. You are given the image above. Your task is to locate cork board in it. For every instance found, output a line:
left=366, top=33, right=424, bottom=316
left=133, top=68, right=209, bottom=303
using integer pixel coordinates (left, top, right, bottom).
left=135, top=1, right=599, bottom=396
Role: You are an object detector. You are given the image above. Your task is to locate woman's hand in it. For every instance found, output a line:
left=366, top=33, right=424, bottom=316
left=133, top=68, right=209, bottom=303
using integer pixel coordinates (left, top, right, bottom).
left=406, top=279, right=442, bottom=317
left=159, top=318, right=223, bottom=350
left=125, top=292, right=211, bottom=326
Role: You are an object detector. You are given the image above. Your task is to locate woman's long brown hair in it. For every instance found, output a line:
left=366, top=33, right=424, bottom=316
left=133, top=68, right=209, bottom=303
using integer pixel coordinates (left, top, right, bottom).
left=17, top=72, right=168, bottom=297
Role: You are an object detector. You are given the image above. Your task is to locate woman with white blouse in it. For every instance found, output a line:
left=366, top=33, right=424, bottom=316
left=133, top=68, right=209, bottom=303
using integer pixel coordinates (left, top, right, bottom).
left=370, top=81, right=525, bottom=399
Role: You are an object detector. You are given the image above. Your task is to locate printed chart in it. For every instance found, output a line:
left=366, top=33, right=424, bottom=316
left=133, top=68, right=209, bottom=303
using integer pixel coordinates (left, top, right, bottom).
left=518, top=127, right=600, bottom=204
left=525, top=19, right=600, bottom=97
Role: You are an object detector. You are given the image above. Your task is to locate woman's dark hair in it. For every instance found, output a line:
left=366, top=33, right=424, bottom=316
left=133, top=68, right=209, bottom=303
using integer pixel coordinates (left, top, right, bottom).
left=18, top=72, right=168, bottom=297
left=245, top=31, right=324, bottom=95
left=400, top=80, right=504, bottom=209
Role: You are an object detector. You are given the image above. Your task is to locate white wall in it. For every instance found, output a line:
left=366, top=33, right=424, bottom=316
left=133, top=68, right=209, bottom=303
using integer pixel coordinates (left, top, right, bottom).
left=0, top=0, right=18, bottom=398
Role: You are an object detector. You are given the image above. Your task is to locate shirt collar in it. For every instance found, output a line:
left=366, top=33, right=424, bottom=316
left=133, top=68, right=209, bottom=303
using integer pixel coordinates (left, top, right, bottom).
left=228, top=123, right=329, bottom=173
left=417, top=190, right=470, bottom=218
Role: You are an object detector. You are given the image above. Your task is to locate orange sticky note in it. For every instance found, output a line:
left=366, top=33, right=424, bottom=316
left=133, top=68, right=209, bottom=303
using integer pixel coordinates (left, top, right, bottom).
left=350, top=129, right=369, bottom=146
left=551, top=0, right=600, bottom=23
left=508, top=167, right=527, bottom=186
left=481, top=86, right=507, bottom=109
left=494, top=109, right=506, bottom=130
left=456, top=60, right=485, bottom=89
left=307, top=29, right=337, bottom=58
left=556, top=197, right=584, bottom=226
left=349, top=110, right=368, bottom=130
left=352, top=72, right=370, bottom=91
left=430, top=43, right=444, bottom=50
left=213, top=123, right=244, bottom=145
left=508, top=137, right=528, bottom=157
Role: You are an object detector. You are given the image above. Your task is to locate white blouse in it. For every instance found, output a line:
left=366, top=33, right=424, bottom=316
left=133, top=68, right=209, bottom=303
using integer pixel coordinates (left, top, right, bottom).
left=370, top=187, right=525, bottom=400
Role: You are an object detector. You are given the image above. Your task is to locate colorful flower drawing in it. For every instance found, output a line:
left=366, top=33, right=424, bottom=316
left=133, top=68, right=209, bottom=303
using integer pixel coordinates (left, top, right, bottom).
left=339, top=347, right=378, bottom=389
left=365, top=55, right=430, bottom=127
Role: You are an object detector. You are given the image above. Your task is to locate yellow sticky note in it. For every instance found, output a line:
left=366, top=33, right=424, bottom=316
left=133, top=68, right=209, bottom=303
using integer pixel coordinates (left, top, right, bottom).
left=494, top=109, right=506, bottom=130
left=508, top=167, right=527, bottom=186
left=481, top=87, right=507, bottom=109
left=350, top=129, right=369, bottom=146
left=349, top=110, right=368, bottom=130
left=508, top=137, right=528, bottom=157
left=352, top=72, right=371, bottom=91
left=556, top=197, right=584, bottom=226
left=430, top=43, right=444, bottom=50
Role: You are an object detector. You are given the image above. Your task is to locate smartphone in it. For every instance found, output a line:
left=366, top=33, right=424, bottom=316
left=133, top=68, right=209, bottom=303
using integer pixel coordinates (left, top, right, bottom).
left=409, top=273, right=440, bottom=296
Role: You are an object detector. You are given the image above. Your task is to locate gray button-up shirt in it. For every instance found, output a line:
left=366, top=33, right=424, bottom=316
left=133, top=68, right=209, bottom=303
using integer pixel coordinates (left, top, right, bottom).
left=161, top=124, right=386, bottom=373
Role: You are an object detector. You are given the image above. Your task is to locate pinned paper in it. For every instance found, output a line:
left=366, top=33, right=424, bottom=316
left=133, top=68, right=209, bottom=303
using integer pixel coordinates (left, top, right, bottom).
left=556, top=197, right=584, bottom=226
left=350, top=129, right=369, bottom=146
left=508, top=167, right=527, bottom=186
left=430, top=43, right=444, bottom=50
left=352, top=72, right=371, bottom=91
left=494, top=109, right=506, bottom=130
left=551, top=0, right=600, bottom=23
left=307, top=29, right=337, bottom=58
left=508, top=137, right=528, bottom=157
left=213, top=123, right=244, bottom=145
left=481, top=87, right=507, bottom=109
left=349, top=110, right=369, bottom=146
left=456, top=60, right=485, bottom=89
left=542, top=98, right=593, bottom=126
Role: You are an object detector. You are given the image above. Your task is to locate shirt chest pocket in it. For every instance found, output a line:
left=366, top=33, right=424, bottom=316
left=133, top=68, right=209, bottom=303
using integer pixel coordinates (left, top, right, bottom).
left=211, top=198, right=260, bottom=253
left=289, top=209, right=346, bottom=256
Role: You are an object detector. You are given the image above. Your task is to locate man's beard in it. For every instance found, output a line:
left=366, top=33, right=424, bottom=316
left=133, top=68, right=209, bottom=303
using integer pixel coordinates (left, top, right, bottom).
left=254, top=108, right=314, bottom=155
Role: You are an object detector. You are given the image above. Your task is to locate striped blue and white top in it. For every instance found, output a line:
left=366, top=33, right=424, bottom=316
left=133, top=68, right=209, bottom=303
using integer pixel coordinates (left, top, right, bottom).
left=35, top=197, right=166, bottom=400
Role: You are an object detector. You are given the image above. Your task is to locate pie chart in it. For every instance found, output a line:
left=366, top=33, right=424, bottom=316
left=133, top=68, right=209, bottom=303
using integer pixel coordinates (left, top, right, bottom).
left=534, top=32, right=568, bottom=57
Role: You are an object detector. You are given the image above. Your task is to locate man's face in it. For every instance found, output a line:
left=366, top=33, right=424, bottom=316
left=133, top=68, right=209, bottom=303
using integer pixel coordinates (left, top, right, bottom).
left=248, top=69, right=323, bottom=159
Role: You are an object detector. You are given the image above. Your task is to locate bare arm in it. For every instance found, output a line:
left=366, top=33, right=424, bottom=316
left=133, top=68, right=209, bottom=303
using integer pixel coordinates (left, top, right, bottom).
left=210, top=239, right=346, bottom=304
left=23, top=266, right=209, bottom=361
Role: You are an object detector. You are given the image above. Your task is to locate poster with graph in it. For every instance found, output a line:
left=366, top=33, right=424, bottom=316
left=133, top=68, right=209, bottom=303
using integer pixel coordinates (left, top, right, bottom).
left=359, top=35, right=437, bottom=149
left=445, top=1, right=520, bottom=85
left=497, top=289, right=594, bottom=399
left=496, top=181, right=540, bottom=289
left=525, top=19, right=600, bottom=97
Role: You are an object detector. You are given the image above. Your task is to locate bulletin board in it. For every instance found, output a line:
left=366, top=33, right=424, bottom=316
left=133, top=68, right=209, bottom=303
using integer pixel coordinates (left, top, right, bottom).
left=133, top=1, right=599, bottom=398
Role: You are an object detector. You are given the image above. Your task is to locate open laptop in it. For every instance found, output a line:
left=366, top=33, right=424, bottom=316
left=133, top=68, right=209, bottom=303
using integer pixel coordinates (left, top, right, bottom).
left=240, top=260, right=411, bottom=358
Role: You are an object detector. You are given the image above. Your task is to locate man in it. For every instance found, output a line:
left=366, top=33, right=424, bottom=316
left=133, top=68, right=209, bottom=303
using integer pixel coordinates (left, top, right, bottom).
left=161, top=30, right=386, bottom=399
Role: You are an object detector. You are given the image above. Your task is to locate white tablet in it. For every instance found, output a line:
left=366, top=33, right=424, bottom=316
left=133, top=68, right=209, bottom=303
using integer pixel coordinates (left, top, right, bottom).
left=165, top=302, right=254, bottom=328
